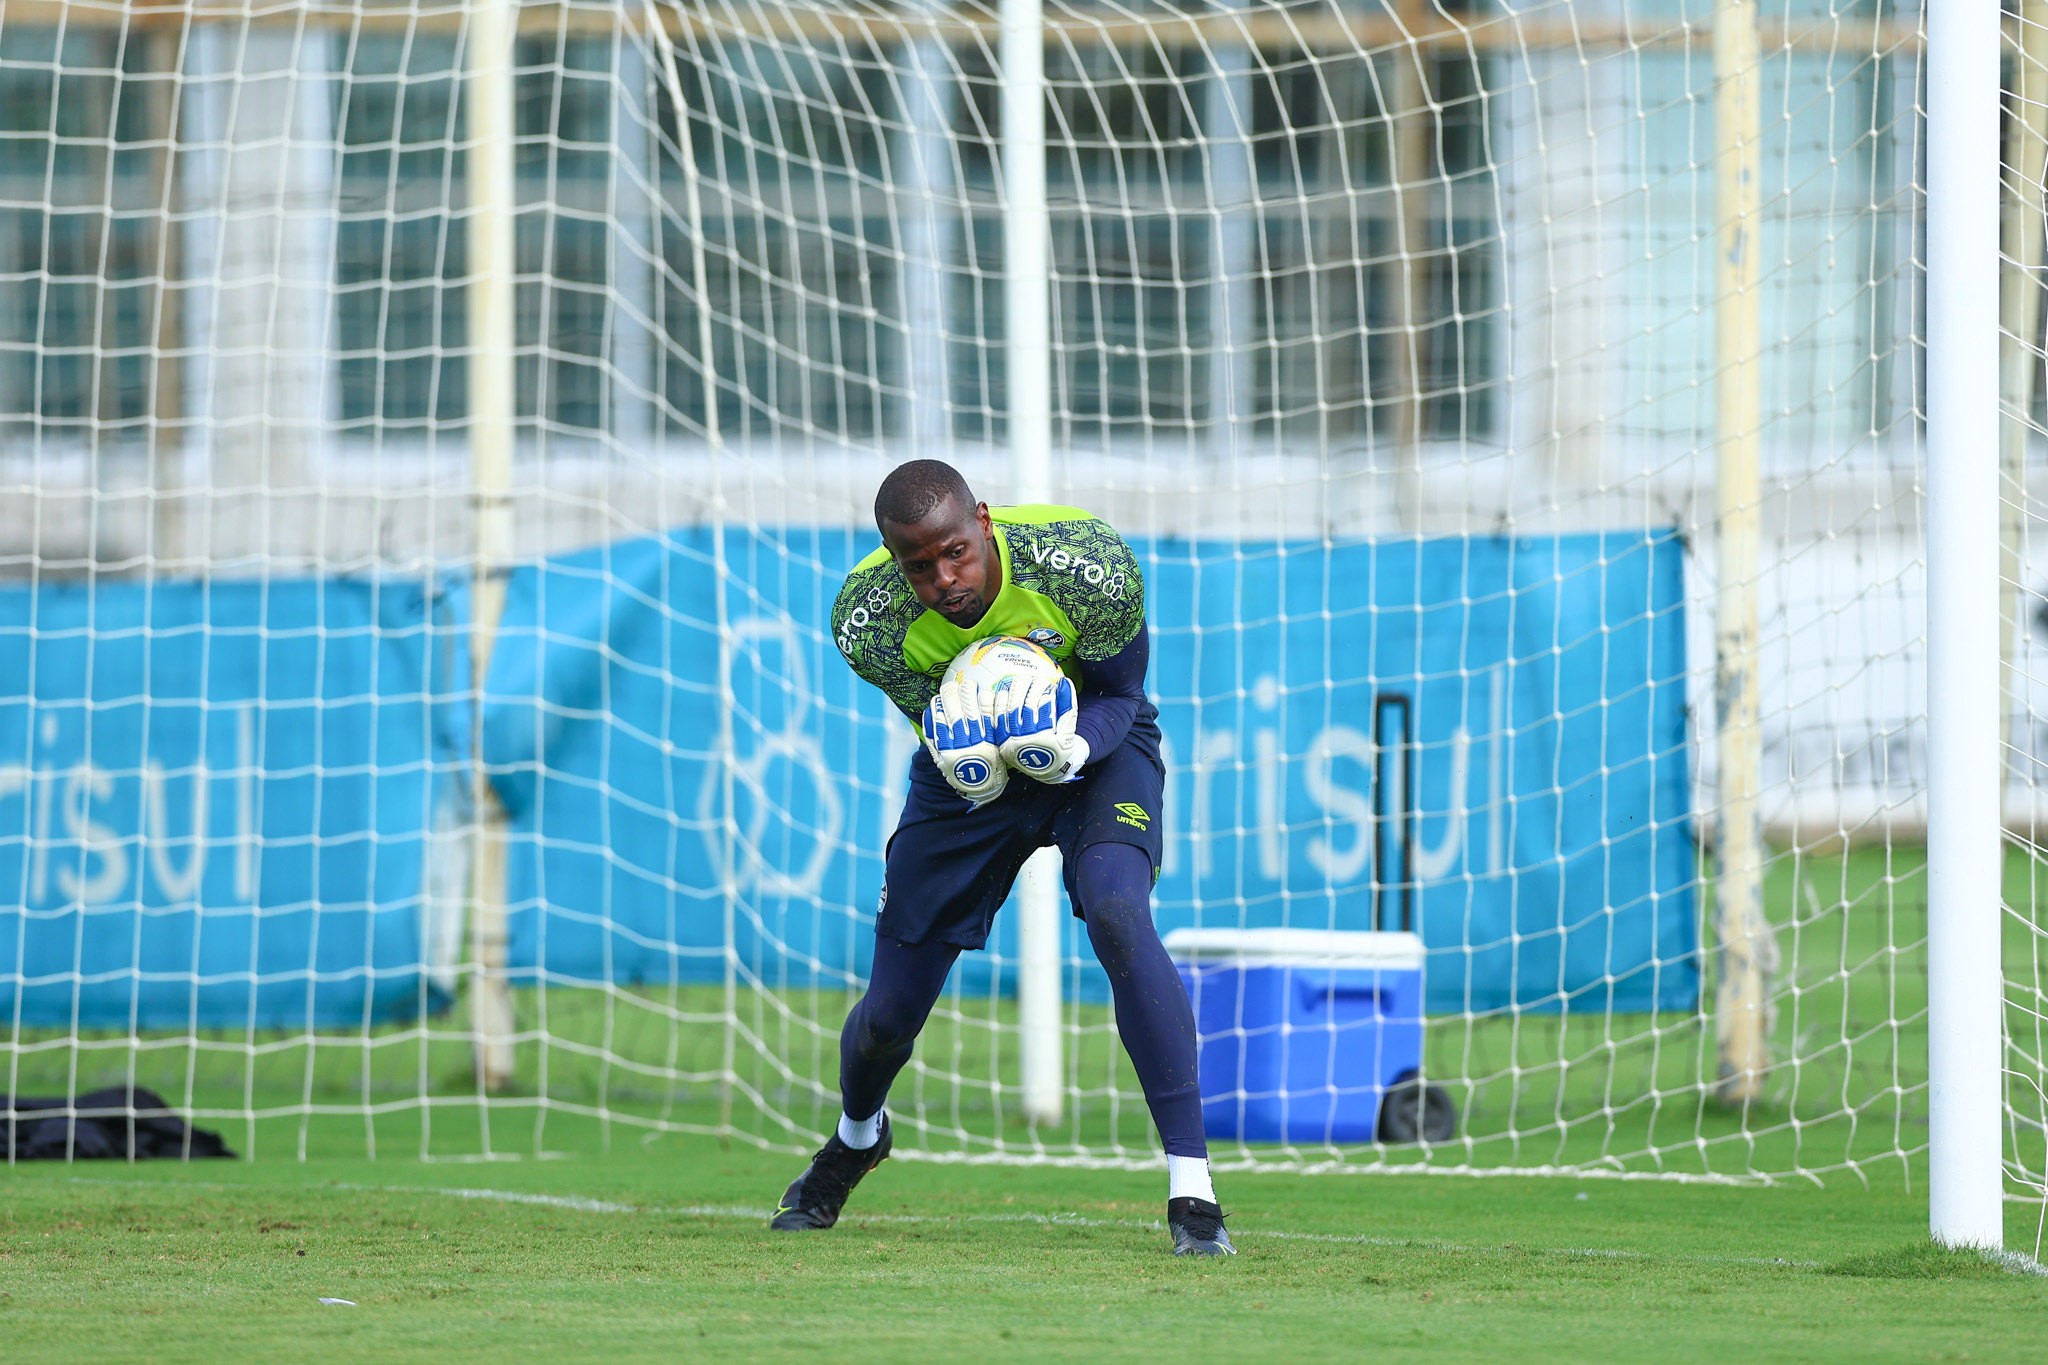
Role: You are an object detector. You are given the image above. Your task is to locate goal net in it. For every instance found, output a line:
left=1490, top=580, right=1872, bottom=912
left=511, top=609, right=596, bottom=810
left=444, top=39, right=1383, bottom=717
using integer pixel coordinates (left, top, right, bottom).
left=0, top=0, right=2031, bottom=1207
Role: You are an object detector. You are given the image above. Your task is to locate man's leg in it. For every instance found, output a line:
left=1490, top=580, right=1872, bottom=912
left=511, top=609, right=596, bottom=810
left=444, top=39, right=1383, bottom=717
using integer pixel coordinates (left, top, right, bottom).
left=770, top=934, right=959, bottom=1231
left=1071, top=841, right=1233, bottom=1255
left=1069, top=842, right=1204, bottom=1156
left=839, top=932, right=963, bottom=1131
left=774, top=751, right=1049, bottom=1233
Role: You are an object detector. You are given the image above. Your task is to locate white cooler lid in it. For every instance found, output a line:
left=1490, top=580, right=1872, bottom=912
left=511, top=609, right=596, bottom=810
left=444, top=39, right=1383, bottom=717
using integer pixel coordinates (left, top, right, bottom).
left=1162, top=927, right=1425, bottom=971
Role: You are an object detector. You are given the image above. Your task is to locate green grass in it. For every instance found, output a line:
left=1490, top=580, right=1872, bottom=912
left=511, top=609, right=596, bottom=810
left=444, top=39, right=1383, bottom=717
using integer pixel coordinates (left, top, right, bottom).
left=4, top=1138, right=2045, bottom=1363
left=12, top=844, right=1998, bottom=1176
left=9, top=846, right=2048, bottom=1359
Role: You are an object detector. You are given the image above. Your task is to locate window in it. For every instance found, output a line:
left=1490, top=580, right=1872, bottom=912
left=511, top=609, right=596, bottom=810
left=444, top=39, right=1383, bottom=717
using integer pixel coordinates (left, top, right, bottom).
left=333, top=31, right=639, bottom=447
left=654, top=37, right=901, bottom=445
left=0, top=24, right=161, bottom=444
left=949, top=37, right=1500, bottom=449
left=1247, top=48, right=1500, bottom=445
left=333, top=32, right=463, bottom=430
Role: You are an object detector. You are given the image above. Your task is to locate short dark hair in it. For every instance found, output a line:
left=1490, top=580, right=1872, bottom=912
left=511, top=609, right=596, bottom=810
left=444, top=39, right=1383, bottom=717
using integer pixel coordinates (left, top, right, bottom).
left=874, top=459, right=975, bottom=530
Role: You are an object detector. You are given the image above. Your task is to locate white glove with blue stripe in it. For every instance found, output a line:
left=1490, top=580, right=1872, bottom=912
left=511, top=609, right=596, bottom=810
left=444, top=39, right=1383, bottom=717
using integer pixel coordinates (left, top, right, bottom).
left=996, top=676, right=1090, bottom=785
left=922, top=679, right=1009, bottom=807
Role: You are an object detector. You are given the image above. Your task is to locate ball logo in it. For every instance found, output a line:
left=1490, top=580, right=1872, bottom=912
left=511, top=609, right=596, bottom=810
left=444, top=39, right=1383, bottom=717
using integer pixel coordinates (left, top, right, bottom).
left=1017, top=746, right=1055, bottom=771
left=956, top=757, right=991, bottom=786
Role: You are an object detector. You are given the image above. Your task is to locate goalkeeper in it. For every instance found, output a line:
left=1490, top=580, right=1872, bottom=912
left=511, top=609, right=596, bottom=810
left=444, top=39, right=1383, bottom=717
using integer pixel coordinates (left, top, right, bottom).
left=770, top=459, right=1230, bottom=1257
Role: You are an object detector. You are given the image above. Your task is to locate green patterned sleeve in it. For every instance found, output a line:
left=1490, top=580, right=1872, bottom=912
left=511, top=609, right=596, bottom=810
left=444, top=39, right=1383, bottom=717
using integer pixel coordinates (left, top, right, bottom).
left=1015, top=515, right=1147, bottom=662
left=831, top=562, right=936, bottom=719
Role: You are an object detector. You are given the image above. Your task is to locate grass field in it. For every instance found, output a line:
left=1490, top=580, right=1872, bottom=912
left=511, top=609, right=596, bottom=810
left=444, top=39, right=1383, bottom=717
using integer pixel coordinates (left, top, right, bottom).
left=5, top=845, right=1980, bottom=1175
left=9, top=843, right=2048, bottom=1359
left=6, top=1137, right=2047, bottom=1363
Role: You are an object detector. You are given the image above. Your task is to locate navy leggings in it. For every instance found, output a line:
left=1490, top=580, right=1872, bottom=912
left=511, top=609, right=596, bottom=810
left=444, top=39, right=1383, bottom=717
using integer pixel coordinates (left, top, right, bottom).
left=838, top=842, right=1206, bottom=1158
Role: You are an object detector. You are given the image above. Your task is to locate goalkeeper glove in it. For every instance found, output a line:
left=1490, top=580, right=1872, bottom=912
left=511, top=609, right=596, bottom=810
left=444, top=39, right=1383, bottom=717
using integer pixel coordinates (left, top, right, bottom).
left=922, top=679, right=1009, bottom=807
left=996, top=676, right=1089, bottom=785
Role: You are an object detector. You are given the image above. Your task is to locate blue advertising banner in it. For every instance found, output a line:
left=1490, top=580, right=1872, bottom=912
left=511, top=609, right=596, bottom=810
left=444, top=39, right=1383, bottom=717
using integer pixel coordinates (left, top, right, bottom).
left=484, top=529, right=1698, bottom=1015
left=0, top=577, right=460, bottom=1029
left=0, top=528, right=1695, bottom=1029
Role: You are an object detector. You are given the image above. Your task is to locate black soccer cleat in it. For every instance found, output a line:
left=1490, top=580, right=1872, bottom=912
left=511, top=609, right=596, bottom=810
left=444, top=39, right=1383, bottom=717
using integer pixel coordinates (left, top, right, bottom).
left=1167, top=1196, right=1236, bottom=1257
left=769, top=1115, right=893, bottom=1231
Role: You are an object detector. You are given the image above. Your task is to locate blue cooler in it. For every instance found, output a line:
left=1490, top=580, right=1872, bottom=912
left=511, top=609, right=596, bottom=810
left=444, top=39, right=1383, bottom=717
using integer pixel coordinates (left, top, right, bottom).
left=1165, top=928, right=1426, bottom=1144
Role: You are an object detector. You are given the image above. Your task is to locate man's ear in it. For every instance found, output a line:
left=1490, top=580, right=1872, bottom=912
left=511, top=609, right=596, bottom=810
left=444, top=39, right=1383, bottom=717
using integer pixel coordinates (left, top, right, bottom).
left=975, top=501, right=993, bottom=536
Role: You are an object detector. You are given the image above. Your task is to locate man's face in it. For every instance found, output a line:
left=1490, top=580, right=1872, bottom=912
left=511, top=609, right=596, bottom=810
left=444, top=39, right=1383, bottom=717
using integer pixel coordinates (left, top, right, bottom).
left=881, top=495, right=1000, bottom=627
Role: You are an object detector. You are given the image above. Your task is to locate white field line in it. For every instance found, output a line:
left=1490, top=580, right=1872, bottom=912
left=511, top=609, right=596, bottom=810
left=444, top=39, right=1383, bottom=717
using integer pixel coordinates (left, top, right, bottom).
left=59, top=1178, right=1826, bottom=1277
left=1980, top=1249, right=2048, bottom=1277
left=363, top=1182, right=1824, bottom=1270
left=66, top=1174, right=2048, bottom=1275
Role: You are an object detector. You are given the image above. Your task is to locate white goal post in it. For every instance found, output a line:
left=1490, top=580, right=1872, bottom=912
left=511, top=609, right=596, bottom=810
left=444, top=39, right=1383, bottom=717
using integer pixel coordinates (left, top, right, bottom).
left=1924, top=0, right=2002, bottom=1252
left=0, top=0, right=2031, bottom=1254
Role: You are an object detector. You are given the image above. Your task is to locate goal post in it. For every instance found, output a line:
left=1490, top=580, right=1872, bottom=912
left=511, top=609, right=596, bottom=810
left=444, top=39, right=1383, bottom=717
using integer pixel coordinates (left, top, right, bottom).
left=1709, top=0, right=1768, bottom=1108
left=0, top=0, right=2031, bottom=1249
left=465, top=0, right=520, bottom=1094
left=1925, top=0, right=2004, bottom=1252
left=996, top=0, right=1064, bottom=1131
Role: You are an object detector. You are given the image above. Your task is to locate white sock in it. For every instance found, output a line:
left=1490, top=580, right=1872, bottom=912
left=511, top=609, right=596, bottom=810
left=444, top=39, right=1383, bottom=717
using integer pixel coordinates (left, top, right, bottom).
left=837, top=1108, right=884, bottom=1150
left=1167, top=1154, right=1216, bottom=1204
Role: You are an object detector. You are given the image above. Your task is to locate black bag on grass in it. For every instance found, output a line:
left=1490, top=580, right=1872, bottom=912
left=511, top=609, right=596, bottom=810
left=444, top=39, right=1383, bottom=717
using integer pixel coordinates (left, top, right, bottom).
left=3, top=1086, right=235, bottom=1159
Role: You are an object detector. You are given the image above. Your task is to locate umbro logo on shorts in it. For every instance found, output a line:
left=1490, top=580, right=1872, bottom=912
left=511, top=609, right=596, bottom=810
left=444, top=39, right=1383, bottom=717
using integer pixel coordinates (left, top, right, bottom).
left=1114, top=802, right=1150, bottom=830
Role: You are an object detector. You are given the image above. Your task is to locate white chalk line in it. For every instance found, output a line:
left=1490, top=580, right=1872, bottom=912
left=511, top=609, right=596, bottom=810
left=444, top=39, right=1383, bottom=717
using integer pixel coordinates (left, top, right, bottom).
left=67, top=1172, right=1796, bottom=1266
left=358, top=1182, right=1824, bottom=1269
left=65, top=1174, right=2048, bottom=1276
left=1981, top=1249, right=2048, bottom=1278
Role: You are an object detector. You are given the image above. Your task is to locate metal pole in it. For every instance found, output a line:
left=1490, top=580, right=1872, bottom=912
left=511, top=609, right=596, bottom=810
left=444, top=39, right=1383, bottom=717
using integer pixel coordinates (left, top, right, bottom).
left=1002, top=0, right=1063, bottom=1128
left=1711, top=0, right=1771, bottom=1105
left=1927, top=0, right=2006, bottom=1251
left=466, top=0, right=518, bottom=1094
left=637, top=0, right=740, bottom=1139
left=1999, top=4, right=2048, bottom=813
left=1390, top=5, right=1432, bottom=532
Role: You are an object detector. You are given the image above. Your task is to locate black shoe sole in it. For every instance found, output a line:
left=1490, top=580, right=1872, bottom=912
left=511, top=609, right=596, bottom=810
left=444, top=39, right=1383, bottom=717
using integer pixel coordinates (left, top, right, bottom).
left=769, top=1209, right=835, bottom=1231
left=1171, top=1239, right=1237, bottom=1257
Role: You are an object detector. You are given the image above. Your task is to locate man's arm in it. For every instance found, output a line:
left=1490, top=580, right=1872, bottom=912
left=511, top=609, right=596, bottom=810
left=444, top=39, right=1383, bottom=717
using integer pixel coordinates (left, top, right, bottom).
left=1048, top=516, right=1147, bottom=765
left=833, top=561, right=1009, bottom=802
left=832, top=561, right=938, bottom=722
left=1072, top=619, right=1149, bottom=761
left=996, top=512, right=1150, bottom=782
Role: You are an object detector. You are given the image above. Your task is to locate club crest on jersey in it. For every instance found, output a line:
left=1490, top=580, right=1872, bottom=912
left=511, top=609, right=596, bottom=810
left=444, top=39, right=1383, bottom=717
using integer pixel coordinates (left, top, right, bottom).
left=1025, top=625, right=1066, bottom=652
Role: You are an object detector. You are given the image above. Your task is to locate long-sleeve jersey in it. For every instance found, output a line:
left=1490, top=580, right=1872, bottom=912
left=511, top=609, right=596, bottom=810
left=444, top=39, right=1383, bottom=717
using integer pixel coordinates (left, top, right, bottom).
left=830, top=504, right=1154, bottom=761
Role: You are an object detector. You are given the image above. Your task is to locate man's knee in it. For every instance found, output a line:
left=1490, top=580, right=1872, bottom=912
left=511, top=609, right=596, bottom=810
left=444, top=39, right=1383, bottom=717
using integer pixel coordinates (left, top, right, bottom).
left=1075, top=851, right=1158, bottom=957
left=850, top=995, right=925, bottom=1060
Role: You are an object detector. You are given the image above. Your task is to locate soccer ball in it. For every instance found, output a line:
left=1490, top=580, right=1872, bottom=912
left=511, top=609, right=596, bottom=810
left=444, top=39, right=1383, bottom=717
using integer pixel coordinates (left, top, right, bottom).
left=942, top=635, right=1067, bottom=715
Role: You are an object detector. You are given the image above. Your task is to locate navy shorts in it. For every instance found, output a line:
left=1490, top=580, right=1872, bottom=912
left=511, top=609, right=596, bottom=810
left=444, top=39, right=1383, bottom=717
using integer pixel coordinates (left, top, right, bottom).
left=876, top=710, right=1166, bottom=950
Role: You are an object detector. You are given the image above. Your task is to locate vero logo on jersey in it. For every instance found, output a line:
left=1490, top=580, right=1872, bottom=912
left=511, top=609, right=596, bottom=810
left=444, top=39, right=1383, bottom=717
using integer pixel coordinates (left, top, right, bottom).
left=836, top=582, right=896, bottom=653
left=1029, top=541, right=1126, bottom=600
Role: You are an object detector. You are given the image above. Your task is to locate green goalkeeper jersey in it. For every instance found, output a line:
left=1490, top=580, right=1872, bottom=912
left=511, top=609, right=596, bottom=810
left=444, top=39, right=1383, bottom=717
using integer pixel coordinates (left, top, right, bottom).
left=831, top=504, right=1146, bottom=720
